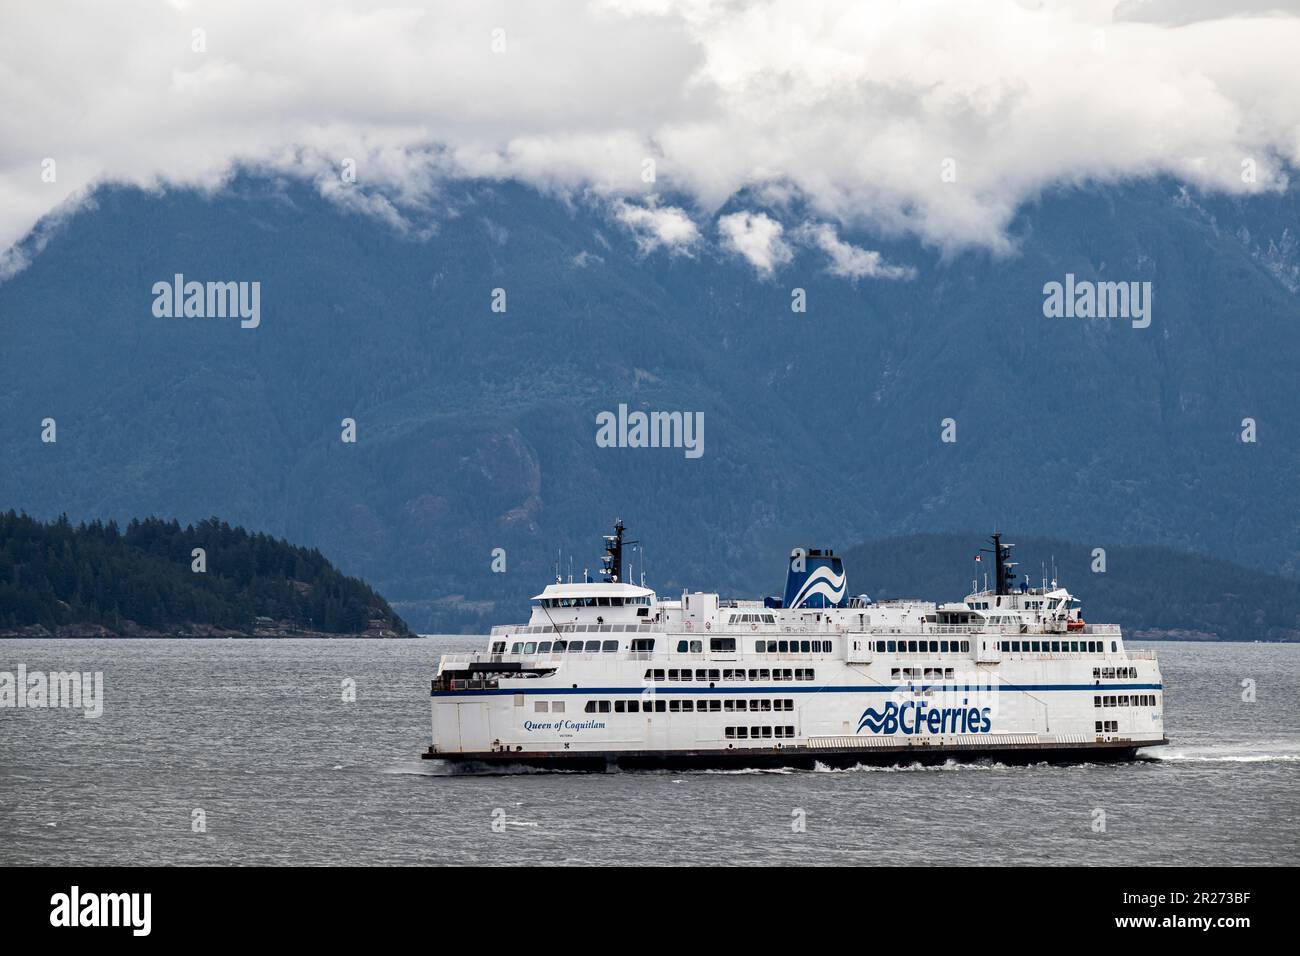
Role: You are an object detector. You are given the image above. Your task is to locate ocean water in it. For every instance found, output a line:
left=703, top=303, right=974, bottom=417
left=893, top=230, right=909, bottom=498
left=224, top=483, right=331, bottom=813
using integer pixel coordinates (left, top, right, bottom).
left=0, top=639, right=1296, bottom=866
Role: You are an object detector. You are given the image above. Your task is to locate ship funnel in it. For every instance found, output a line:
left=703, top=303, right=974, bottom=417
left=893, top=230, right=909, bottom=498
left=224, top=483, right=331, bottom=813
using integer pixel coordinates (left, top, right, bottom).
left=783, top=548, right=848, bottom=609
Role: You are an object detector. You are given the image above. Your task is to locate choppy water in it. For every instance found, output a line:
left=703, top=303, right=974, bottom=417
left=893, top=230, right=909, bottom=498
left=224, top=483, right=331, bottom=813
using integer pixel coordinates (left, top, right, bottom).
left=1, top=639, right=1296, bottom=866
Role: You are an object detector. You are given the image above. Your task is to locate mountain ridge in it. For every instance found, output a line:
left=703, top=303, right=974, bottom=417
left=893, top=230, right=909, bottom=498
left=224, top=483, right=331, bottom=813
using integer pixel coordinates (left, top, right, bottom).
left=2, top=173, right=1298, bottom=631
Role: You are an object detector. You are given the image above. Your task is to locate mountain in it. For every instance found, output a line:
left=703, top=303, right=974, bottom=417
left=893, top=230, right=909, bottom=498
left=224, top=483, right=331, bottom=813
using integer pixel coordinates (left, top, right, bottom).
left=0, top=511, right=410, bottom=637
left=840, top=533, right=1300, bottom=644
left=1, top=173, right=1298, bottom=632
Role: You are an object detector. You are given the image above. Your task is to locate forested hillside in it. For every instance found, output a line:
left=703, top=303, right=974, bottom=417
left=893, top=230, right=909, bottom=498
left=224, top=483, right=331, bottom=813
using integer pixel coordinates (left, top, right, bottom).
left=0, top=512, right=410, bottom=637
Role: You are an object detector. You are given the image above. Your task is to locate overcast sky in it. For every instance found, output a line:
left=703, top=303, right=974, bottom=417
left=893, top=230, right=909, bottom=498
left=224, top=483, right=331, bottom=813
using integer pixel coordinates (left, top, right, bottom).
left=2, top=0, right=1299, bottom=277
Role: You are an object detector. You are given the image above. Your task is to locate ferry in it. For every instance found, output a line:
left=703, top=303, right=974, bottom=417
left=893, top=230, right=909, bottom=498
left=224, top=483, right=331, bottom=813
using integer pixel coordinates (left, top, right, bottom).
left=423, top=522, right=1167, bottom=770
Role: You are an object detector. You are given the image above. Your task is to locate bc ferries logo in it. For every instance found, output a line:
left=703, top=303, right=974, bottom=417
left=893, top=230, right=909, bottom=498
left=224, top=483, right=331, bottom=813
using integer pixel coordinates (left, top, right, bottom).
left=789, top=565, right=846, bottom=608
left=785, top=548, right=848, bottom=609
left=856, top=699, right=992, bottom=736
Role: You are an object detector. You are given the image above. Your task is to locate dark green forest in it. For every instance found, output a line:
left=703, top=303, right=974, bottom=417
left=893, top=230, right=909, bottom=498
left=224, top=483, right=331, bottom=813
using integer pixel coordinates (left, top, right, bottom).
left=0, top=511, right=410, bottom=636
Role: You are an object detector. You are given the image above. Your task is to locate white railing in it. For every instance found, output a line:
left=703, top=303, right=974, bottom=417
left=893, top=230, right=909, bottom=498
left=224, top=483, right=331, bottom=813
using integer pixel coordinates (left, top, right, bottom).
left=490, top=622, right=657, bottom=637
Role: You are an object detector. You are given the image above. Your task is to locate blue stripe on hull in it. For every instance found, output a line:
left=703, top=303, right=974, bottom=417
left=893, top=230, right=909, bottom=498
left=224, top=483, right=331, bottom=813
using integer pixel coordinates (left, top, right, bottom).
left=433, top=682, right=1164, bottom=698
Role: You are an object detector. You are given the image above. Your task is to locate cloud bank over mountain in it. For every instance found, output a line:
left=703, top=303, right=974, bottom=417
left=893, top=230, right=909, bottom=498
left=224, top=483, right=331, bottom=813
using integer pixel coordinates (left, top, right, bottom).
left=3, top=0, right=1299, bottom=274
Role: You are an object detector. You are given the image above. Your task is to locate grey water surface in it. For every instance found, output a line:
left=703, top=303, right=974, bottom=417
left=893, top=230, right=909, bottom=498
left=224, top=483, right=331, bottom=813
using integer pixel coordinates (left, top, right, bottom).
left=1, top=639, right=1296, bottom=866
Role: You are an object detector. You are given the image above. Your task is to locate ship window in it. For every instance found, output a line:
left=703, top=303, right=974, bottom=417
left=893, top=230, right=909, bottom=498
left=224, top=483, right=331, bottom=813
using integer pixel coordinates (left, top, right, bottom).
left=538, top=642, right=552, bottom=653
left=725, top=727, right=737, bottom=739
left=535, top=701, right=549, bottom=713
left=551, top=641, right=566, bottom=652
left=656, top=700, right=668, bottom=712
left=736, top=727, right=748, bottom=738
left=615, top=700, right=626, bottom=713
left=627, top=700, right=640, bottom=713
left=512, top=643, right=523, bottom=653
left=736, top=700, right=748, bottom=711
left=945, top=668, right=954, bottom=679
left=690, top=641, right=702, bottom=653
left=906, top=641, right=917, bottom=652
left=1095, top=721, right=1103, bottom=733
left=491, top=641, right=506, bottom=654
left=669, top=700, right=682, bottom=712
left=523, top=642, right=536, bottom=654
left=710, top=638, right=736, bottom=653
left=1111, top=641, right=1117, bottom=652
left=631, top=638, right=655, bottom=652
left=759, top=726, right=773, bottom=738
left=553, top=702, right=564, bottom=714
left=677, top=640, right=689, bottom=653
left=682, top=700, right=694, bottom=712
left=1094, top=696, right=1102, bottom=708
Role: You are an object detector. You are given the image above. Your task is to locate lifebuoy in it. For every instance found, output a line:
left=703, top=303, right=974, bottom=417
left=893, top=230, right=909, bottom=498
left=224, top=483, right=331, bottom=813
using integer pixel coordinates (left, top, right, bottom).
left=751, top=622, right=758, bottom=631
left=705, top=621, right=712, bottom=631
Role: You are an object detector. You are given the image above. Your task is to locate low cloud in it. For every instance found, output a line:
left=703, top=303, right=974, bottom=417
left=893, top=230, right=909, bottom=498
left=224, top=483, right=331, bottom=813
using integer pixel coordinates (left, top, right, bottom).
left=718, top=211, right=793, bottom=276
left=794, top=223, right=916, bottom=281
left=613, top=199, right=700, bottom=255
left=2, top=0, right=1299, bottom=274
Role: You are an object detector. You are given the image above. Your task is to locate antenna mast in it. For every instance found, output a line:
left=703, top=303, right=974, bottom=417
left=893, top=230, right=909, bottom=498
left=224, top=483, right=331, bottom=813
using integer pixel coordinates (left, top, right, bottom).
left=601, top=518, right=638, bottom=584
left=981, top=532, right=1017, bottom=596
